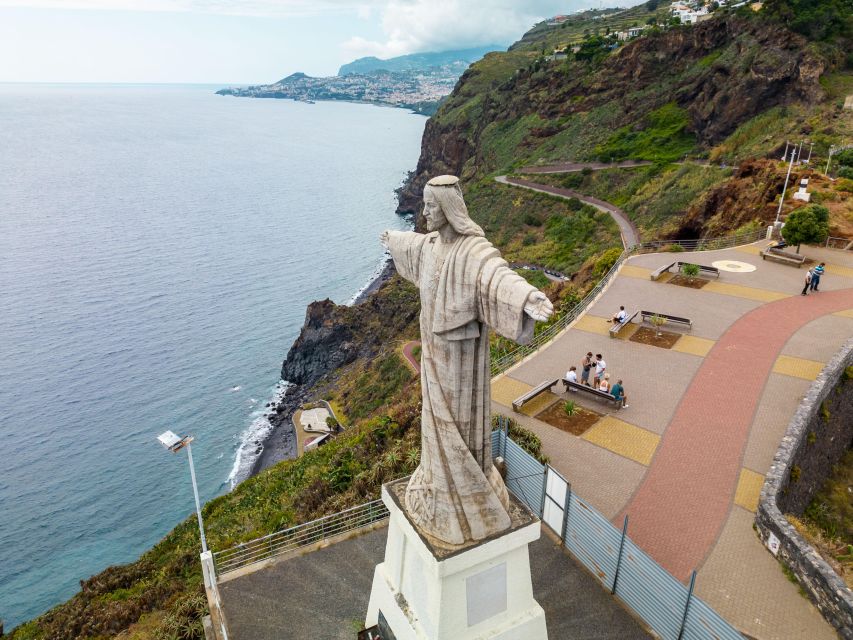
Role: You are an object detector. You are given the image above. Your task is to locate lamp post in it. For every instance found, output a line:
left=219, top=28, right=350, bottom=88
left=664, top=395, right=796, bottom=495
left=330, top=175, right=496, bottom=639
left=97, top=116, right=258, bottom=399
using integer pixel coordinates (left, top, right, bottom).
left=157, top=430, right=208, bottom=553
left=775, top=147, right=796, bottom=226
left=825, top=145, right=836, bottom=176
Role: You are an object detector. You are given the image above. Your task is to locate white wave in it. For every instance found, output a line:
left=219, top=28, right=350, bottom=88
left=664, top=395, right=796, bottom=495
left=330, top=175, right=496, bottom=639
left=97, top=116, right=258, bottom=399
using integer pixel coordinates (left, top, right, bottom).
left=230, top=385, right=242, bottom=392
left=346, top=250, right=391, bottom=306
left=227, top=380, right=290, bottom=489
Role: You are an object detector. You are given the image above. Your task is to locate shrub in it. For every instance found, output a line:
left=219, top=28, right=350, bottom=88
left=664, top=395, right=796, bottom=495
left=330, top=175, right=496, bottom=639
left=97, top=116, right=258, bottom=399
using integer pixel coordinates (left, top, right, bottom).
left=837, top=165, right=853, bottom=179
left=563, top=401, right=577, bottom=416
left=593, top=247, right=623, bottom=278
left=681, top=262, right=700, bottom=280
left=781, top=204, right=830, bottom=252
left=649, top=314, right=667, bottom=335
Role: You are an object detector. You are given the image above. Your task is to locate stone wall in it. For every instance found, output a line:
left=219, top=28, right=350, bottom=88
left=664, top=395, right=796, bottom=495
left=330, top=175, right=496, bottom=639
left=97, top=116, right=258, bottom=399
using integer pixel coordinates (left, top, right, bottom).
left=755, top=338, right=853, bottom=640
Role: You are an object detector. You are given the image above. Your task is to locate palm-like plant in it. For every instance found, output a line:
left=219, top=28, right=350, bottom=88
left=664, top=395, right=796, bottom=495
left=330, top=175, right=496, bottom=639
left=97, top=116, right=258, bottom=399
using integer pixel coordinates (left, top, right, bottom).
left=650, top=314, right=667, bottom=336
left=563, top=400, right=576, bottom=417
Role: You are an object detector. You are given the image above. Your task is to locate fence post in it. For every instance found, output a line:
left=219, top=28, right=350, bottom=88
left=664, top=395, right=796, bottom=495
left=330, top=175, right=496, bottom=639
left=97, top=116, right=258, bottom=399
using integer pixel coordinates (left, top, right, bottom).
left=611, top=515, right=629, bottom=595
left=539, top=466, right=549, bottom=518
left=677, top=570, right=697, bottom=640
left=560, top=481, right=572, bottom=545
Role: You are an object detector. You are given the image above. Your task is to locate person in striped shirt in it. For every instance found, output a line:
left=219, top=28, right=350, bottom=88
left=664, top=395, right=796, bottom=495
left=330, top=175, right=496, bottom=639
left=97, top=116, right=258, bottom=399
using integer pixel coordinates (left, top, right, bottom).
left=810, top=262, right=825, bottom=291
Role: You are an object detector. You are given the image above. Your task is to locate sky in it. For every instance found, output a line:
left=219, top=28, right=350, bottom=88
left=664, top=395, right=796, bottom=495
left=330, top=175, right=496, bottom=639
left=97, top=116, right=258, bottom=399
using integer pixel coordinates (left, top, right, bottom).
left=0, top=0, right=620, bottom=83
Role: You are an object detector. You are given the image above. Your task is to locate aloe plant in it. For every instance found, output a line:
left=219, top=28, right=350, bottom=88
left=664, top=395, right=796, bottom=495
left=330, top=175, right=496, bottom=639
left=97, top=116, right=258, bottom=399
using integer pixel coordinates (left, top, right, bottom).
left=563, top=400, right=576, bottom=417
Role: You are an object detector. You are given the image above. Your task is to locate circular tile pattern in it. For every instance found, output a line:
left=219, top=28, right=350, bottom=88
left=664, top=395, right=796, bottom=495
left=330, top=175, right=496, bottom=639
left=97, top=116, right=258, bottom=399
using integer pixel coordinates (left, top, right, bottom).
left=712, top=260, right=757, bottom=273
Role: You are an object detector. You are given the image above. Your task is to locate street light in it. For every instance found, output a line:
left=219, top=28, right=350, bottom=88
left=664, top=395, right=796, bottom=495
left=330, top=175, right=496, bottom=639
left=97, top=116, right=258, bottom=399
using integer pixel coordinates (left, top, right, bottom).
left=775, top=147, right=796, bottom=226
left=158, top=430, right=208, bottom=553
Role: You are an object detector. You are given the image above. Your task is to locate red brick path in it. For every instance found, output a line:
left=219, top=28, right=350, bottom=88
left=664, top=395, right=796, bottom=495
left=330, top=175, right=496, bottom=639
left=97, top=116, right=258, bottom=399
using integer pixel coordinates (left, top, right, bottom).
left=619, top=288, right=853, bottom=580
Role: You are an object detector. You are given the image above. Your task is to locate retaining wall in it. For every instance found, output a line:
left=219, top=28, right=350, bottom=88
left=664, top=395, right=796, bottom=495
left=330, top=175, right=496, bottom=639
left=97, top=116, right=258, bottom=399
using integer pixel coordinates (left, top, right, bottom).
left=756, top=338, right=853, bottom=639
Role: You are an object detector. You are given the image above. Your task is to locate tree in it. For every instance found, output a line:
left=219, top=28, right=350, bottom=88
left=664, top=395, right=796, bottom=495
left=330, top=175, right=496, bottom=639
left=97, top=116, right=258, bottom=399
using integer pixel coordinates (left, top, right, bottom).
left=647, top=0, right=660, bottom=10
left=781, top=204, right=830, bottom=253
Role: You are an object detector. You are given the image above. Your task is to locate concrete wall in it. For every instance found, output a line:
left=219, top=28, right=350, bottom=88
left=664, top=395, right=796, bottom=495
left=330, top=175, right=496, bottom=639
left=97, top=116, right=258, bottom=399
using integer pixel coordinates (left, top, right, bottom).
left=756, top=338, right=853, bottom=639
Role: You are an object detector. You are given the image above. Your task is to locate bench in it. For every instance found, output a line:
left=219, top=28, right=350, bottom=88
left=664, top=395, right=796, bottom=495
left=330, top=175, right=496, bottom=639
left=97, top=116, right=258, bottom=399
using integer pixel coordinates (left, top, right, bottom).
left=640, top=310, right=692, bottom=330
left=563, top=379, right=621, bottom=409
left=650, top=261, right=720, bottom=281
left=512, top=378, right=559, bottom=412
left=760, top=247, right=806, bottom=267
left=609, top=309, right=639, bottom=337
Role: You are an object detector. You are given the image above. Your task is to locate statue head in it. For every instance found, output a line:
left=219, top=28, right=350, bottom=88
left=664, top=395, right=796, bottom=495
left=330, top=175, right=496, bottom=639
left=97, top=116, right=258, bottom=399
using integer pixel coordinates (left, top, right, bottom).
left=423, top=175, right=484, bottom=237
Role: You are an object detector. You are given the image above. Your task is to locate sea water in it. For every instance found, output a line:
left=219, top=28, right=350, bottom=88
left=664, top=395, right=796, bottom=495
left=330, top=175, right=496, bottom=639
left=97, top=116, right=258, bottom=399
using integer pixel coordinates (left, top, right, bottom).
left=0, top=84, right=425, bottom=628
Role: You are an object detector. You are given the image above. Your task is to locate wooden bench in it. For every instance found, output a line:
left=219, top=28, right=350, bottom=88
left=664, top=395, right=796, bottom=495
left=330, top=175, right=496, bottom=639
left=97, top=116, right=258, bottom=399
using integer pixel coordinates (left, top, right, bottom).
left=609, top=309, right=639, bottom=337
left=640, top=310, right=692, bottom=330
left=650, top=261, right=720, bottom=281
left=760, top=247, right=806, bottom=267
left=563, top=379, right=621, bottom=409
left=512, top=378, right=559, bottom=412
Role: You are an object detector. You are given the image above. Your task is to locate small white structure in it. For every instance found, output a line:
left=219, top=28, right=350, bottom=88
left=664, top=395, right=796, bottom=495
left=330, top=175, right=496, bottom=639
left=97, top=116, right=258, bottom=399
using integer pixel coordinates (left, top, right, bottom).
left=300, top=407, right=332, bottom=432
left=793, top=178, right=811, bottom=202
left=365, top=481, right=548, bottom=640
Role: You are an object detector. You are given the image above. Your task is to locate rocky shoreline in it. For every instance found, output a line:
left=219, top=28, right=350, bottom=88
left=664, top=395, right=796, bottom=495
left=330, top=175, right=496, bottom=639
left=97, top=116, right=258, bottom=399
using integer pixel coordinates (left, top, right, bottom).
left=247, top=258, right=403, bottom=477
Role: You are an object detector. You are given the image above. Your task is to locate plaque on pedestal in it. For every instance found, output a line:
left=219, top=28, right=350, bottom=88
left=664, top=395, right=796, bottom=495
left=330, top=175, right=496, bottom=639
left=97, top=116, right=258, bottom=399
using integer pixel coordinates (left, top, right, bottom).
left=365, top=478, right=548, bottom=640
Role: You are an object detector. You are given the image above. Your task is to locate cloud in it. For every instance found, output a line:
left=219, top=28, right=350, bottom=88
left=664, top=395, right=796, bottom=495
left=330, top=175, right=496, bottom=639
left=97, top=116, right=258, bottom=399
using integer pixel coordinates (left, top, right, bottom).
left=340, top=0, right=587, bottom=60
left=0, top=0, right=387, bottom=17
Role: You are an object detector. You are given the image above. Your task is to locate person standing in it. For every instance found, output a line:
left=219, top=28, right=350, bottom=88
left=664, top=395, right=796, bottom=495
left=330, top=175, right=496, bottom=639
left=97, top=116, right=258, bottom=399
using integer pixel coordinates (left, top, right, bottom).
left=581, top=352, right=593, bottom=386
left=610, top=379, right=629, bottom=408
left=594, top=354, right=606, bottom=386
left=801, top=268, right=812, bottom=296
left=810, top=263, right=825, bottom=291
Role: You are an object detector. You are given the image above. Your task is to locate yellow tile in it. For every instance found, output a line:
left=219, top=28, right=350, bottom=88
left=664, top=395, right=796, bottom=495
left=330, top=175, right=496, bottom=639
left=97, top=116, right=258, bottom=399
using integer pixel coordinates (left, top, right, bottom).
left=735, top=244, right=764, bottom=256
left=581, top=416, right=660, bottom=466
left=519, top=392, right=560, bottom=417
left=833, top=308, right=853, bottom=319
left=620, top=264, right=652, bottom=279
left=734, top=468, right=765, bottom=512
left=772, top=355, right=825, bottom=381
left=612, top=322, right=640, bottom=340
left=573, top=314, right=612, bottom=336
left=672, top=335, right=716, bottom=357
left=491, top=376, right=531, bottom=407
left=703, top=281, right=790, bottom=302
left=824, top=263, right=853, bottom=280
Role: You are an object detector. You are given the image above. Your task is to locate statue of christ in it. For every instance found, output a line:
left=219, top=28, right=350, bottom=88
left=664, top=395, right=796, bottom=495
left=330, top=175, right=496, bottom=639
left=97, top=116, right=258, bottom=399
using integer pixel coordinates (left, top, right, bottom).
left=381, top=175, right=553, bottom=546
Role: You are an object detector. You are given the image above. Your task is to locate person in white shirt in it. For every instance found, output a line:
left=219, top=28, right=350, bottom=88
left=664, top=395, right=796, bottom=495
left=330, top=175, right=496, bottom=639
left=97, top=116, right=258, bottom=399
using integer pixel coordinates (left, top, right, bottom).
left=594, top=354, right=606, bottom=386
left=563, top=365, right=578, bottom=392
left=612, top=305, right=627, bottom=325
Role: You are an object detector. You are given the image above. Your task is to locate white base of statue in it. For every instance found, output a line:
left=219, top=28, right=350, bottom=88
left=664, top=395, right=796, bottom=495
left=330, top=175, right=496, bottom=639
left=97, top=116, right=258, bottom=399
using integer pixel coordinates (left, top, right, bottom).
left=365, top=479, right=548, bottom=640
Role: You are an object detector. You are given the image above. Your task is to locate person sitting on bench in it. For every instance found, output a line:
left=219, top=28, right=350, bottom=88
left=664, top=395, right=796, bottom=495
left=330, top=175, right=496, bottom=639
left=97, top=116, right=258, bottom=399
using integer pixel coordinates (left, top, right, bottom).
left=610, top=379, right=629, bottom=408
left=612, top=305, right=627, bottom=325
left=599, top=373, right=611, bottom=393
left=564, top=366, right=578, bottom=391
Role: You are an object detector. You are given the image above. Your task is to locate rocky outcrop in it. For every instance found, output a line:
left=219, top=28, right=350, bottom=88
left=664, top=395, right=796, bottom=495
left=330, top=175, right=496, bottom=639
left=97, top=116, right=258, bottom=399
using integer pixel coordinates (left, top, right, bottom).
left=281, top=276, right=420, bottom=388
left=398, top=15, right=826, bottom=216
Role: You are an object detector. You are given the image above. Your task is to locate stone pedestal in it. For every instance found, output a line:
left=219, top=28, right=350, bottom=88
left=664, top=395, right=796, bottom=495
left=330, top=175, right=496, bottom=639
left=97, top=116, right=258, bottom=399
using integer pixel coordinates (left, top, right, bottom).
left=365, top=479, right=548, bottom=640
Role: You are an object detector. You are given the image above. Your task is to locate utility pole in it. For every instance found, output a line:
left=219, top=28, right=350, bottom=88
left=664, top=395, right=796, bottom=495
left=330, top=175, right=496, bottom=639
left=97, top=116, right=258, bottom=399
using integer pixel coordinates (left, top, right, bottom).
left=825, top=145, right=835, bottom=176
left=796, top=140, right=804, bottom=164
left=775, top=147, right=796, bottom=226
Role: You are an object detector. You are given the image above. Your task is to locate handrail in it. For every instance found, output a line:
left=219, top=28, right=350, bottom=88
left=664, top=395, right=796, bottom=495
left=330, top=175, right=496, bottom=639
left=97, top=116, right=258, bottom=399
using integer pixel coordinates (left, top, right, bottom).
left=212, top=499, right=389, bottom=575
left=491, top=228, right=765, bottom=376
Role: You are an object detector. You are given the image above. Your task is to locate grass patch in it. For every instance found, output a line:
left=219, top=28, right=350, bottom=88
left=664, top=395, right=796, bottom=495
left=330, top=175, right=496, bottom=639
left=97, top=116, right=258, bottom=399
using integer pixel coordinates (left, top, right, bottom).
left=594, top=102, right=696, bottom=163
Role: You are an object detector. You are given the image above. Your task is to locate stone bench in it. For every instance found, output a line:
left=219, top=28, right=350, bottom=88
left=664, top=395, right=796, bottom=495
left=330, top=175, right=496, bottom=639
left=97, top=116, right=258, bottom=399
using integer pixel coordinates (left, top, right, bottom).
left=563, top=379, right=621, bottom=409
left=609, top=310, right=639, bottom=337
left=512, top=378, right=560, bottom=412
left=760, top=247, right=806, bottom=267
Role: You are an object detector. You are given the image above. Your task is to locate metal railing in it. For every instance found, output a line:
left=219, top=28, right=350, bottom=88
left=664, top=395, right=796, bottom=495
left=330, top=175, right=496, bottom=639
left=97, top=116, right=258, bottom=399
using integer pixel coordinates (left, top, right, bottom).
left=212, top=499, right=389, bottom=575
left=491, top=228, right=766, bottom=376
left=825, top=236, right=853, bottom=251
left=492, top=428, right=744, bottom=639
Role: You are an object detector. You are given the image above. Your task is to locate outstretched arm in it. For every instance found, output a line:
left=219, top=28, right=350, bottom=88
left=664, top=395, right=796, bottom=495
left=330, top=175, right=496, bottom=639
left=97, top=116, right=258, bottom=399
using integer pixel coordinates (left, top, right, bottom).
left=524, top=291, right=554, bottom=323
left=381, top=229, right=426, bottom=285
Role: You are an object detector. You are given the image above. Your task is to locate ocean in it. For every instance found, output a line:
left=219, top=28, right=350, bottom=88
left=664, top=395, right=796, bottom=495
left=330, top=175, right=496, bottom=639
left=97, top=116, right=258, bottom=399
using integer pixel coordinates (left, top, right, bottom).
left=0, top=83, right=425, bottom=628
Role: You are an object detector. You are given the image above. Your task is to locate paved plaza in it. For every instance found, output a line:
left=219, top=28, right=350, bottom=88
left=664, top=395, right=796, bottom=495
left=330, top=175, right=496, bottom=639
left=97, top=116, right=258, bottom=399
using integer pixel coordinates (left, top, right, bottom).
left=219, top=526, right=651, bottom=640
left=492, top=242, right=853, bottom=640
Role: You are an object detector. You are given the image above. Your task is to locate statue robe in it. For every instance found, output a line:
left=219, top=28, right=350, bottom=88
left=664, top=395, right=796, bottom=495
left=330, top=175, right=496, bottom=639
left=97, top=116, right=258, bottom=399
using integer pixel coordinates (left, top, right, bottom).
left=386, top=229, right=538, bottom=545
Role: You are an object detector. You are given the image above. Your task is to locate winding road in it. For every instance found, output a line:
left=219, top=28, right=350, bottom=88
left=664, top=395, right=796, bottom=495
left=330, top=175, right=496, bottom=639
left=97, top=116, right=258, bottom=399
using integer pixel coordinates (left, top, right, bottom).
left=495, top=170, right=641, bottom=249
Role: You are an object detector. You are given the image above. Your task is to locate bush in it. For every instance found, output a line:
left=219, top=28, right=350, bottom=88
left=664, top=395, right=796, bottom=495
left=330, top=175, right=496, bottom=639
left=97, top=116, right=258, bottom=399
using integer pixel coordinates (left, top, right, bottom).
left=593, top=247, right=623, bottom=278
left=681, top=263, right=700, bottom=280
left=837, top=165, right=853, bottom=179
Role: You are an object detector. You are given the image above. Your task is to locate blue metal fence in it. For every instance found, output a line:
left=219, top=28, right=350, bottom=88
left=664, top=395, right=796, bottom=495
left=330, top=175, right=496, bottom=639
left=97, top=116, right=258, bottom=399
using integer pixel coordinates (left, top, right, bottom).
left=491, top=428, right=744, bottom=640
